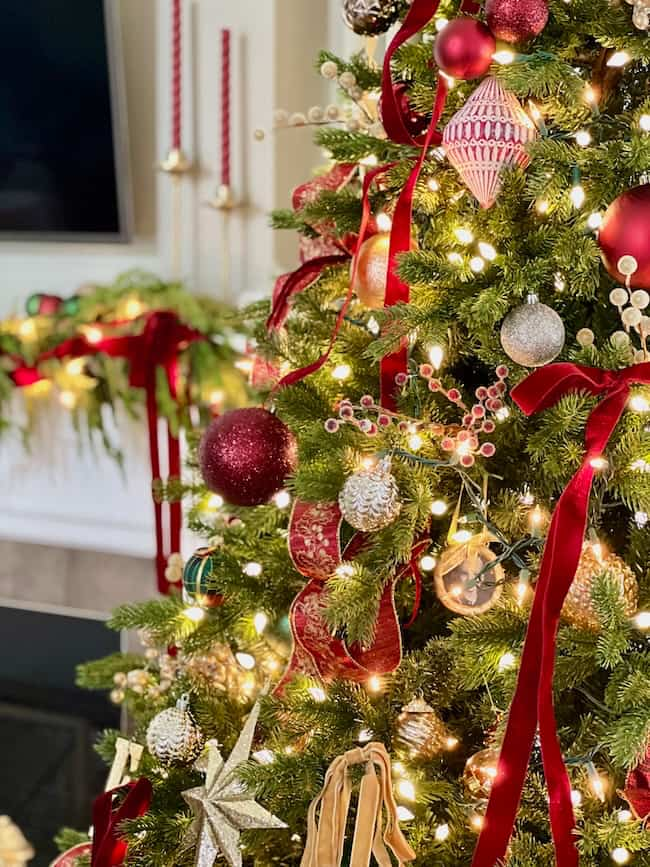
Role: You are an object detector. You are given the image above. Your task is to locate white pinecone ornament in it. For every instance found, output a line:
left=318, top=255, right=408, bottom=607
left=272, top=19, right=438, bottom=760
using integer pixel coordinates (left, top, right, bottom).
left=146, top=694, right=205, bottom=766
left=339, top=457, right=402, bottom=532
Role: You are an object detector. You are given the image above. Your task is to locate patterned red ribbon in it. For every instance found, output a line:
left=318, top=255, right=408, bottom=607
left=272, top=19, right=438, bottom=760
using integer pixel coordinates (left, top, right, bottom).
left=473, top=362, right=650, bottom=867
left=91, top=779, right=152, bottom=867
left=276, top=500, right=428, bottom=690
left=7, top=311, right=204, bottom=594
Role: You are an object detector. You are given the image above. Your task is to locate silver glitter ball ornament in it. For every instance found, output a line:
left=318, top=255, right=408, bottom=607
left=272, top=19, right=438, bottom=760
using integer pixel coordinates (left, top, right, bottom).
left=339, top=457, right=402, bottom=532
left=146, top=694, right=205, bottom=766
left=500, top=294, right=565, bottom=367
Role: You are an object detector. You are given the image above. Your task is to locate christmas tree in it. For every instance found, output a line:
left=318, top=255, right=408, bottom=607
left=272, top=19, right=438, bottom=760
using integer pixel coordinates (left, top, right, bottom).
left=62, top=1, right=650, bottom=865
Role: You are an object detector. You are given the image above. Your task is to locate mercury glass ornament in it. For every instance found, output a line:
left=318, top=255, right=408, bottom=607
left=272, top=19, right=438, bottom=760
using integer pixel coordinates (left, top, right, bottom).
left=397, top=697, right=452, bottom=758
left=342, top=0, right=402, bottom=35
left=464, top=748, right=500, bottom=799
left=339, top=457, right=402, bottom=532
left=146, top=693, right=205, bottom=766
left=500, top=294, right=565, bottom=367
left=562, top=542, right=638, bottom=631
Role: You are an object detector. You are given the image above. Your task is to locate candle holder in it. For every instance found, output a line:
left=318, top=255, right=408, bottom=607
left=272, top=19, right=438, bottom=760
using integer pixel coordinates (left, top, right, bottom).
left=206, top=183, right=237, bottom=211
left=158, top=147, right=193, bottom=175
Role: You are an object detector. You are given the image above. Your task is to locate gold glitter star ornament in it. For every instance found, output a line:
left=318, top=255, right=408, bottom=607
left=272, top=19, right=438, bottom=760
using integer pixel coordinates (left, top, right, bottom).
left=181, top=700, right=287, bottom=867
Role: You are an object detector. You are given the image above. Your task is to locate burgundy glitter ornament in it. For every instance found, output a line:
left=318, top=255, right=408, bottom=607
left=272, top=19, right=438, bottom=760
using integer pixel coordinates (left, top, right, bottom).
left=433, top=18, right=496, bottom=81
left=381, top=83, right=430, bottom=138
left=599, top=184, right=650, bottom=289
left=199, top=408, right=297, bottom=507
left=485, top=0, right=549, bottom=43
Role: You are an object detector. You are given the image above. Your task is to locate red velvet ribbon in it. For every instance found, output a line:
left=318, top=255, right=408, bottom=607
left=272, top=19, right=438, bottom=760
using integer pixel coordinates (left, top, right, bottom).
left=473, top=362, right=650, bottom=867
left=276, top=500, right=428, bottom=690
left=91, top=778, right=152, bottom=867
left=7, top=311, right=203, bottom=594
left=267, top=254, right=350, bottom=331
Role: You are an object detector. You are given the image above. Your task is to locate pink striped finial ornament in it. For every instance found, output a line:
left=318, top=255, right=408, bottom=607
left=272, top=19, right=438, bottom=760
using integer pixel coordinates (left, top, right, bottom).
left=442, top=77, right=538, bottom=209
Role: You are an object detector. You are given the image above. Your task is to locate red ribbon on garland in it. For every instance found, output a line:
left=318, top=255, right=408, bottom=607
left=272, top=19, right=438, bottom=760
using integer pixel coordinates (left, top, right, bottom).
left=7, top=311, right=204, bottom=594
left=91, top=778, right=152, bottom=867
left=276, top=500, right=427, bottom=690
left=472, top=362, right=650, bottom=867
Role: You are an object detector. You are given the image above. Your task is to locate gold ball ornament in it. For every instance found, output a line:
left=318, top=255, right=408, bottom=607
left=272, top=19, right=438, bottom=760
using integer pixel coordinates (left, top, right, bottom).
left=351, top=232, right=417, bottom=309
left=435, top=539, right=504, bottom=616
left=146, top=694, right=205, bottom=766
left=562, top=543, right=638, bottom=631
left=464, top=748, right=500, bottom=799
left=396, top=697, right=453, bottom=759
left=339, top=456, right=402, bottom=532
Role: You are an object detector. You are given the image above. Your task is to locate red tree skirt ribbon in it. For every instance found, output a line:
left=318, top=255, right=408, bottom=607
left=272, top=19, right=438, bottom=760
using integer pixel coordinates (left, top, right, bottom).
left=276, top=500, right=428, bottom=691
left=472, top=362, right=650, bottom=867
left=91, top=778, right=152, bottom=867
left=8, top=311, right=204, bottom=594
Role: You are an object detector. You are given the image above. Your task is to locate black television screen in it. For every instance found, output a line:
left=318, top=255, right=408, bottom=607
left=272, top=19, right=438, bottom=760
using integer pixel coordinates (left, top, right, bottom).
left=0, top=0, right=131, bottom=241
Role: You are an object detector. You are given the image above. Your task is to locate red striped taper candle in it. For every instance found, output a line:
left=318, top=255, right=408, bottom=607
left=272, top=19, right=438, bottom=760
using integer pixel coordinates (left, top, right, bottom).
left=221, top=28, right=231, bottom=188
left=172, top=0, right=182, bottom=150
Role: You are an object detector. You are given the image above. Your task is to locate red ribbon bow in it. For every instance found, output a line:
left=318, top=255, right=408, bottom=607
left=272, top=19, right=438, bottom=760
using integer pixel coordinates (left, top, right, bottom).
left=91, top=778, right=152, bottom=867
left=7, top=311, right=204, bottom=593
left=473, top=361, right=650, bottom=867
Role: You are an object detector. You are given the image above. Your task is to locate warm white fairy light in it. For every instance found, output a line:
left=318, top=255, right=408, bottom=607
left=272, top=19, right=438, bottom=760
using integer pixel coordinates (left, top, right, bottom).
left=435, top=823, right=450, bottom=842
left=570, top=184, right=586, bottom=209
left=587, top=764, right=607, bottom=802
left=209, top=389, right=224, bottom=406
left=435, top=16, right=448, bottom=30
left=253, top=749, right=275, bottom=765
left=408, top=433, right=423, bottom=451
left=397, top=806, right=415, bottom=822
left=640, top=114, right=650, bottom=132
left=59, top=390, right=77, bottom=410
left=611, top=847, right=631, bottom=865
left=273, top=489, right=292, bottom=509
left=65, top=358, right=86, bottom=376
left=589, top=456, right=609, bottom=471
left=420, top=555, right=437, bottom=572
left=555, top=272, right=566, bottom=291
left=243, top=561, right=263, bottom=577
left=634, top=611, right=650, bottom=629
left=376, top=212, right=393, bottom=232
left=584, top=84, right=599, bottom=106
left=470, top=814, right=484, bottom=831
left=397, top=779, right=416, bottom=801
left=529, top=505, right=544, bottom=529
left=493, top=49, right=516, bottom=65
left=360, top=154, right=379, bottom=167
left=498, top=652, right=516, bottom=671
left=630, top=394, right=650, bottom=412
left=635, top=511, right=648, bottom=528
left=448, top=252, right=463, bottom=265
left=617, top=809, right=633, bottom=823
left=367, top=674, right=383, bottom=693
left=235, top=358, right=254, bottom=374
left=587, top=212, right=603, bottom=230
left=332, top=363, right=351, bottom=381
left=308, top=686, right=327, bottom=703
left=184, top=606, right=206, bottom=623
left=124, top=298, right=145, bottom=319
left=335, top=563, right=355, bottom=579
left=575, top=129, right=592, bottom=147
left=445, top=736, right=459, bottom=750
left=516, top=580, right=530, bottom=606
left=455, top=227, right=474, bottom=245
left=536, top=199, right=550, bottom=214
left=236, top=652, right=256, bottom=670
left=470, top=256, right=486, bottom=273
left=571, top=789, right=583, bottom=807
left=607, top=51, right=631, bottom=68
left=428, top=177, right=440, bottom=192
left=208, top=493, right=224, bottom=509
left=431, top=500, right=448, bottom=516
left=478, top=242, right=497, bottom=261
left=496, top=406, right=511, bottom=422
left=358, top=728, right=374, bottom=743
left=18, top=318, right=37, bottom=340
left=428, top=345, right=444, bottom=369
left=452, top=529, right=473, bottom=544
left=253, top=611, right=269, bottom=634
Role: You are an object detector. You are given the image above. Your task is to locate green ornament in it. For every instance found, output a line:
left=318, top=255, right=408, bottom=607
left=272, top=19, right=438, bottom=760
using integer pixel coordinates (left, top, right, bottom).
left=183, top=547, right=223, bottom=607
left=25, top=294, right=43, bottom=316
left=61, top=295, right=81, bottom=317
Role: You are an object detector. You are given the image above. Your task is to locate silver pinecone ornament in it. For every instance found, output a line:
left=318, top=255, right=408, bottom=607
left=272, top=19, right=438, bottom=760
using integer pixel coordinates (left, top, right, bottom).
left=339, top=457, right=402, bottom=532
left=626, top=0, right=650, bottom=30
left=146, top=693, right=205, bottom=766
left=500, top=293, right=565, bottom=368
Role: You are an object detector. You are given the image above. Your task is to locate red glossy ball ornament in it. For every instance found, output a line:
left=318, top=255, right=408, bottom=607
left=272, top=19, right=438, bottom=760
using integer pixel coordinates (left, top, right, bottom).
left=485, top=0, right=549, bottom=43
left=599, top=185, right=650, bottom=289
left=199, top=408, right=297, bottom=507
left=433, top=18, right=496, bottom=81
